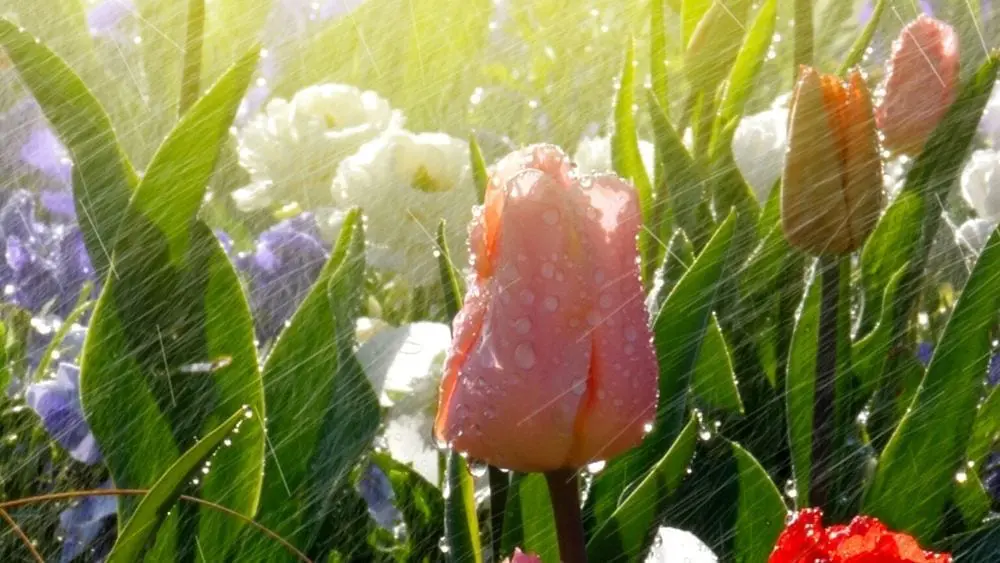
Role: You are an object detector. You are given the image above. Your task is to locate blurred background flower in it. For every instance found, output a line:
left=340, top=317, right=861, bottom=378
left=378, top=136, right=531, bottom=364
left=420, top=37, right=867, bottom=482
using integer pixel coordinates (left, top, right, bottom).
left=232, top=83, right=403, bottom=212
left=25, top=363, right=100, bottom=464
left=573, top=134, right=654, bottom=180
left=333, top=129, right=475, bottom=287
left=961, top=149, right=1000, bottom=221
left=731, top=105, right=789, bottom=204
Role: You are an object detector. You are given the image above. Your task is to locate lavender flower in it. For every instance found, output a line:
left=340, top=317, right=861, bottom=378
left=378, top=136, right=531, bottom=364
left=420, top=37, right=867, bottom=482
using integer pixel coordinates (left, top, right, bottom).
left=357, top=463, right=402, bottom=530
left=984, top=453, right=1000, bottom=504
left=0, top=190, right=94, bottom=317
left=24, top=363, right=101, bottom=465
left=223, top=214, right=330, bottom=343
left=57, top=480, right=116, bottom=563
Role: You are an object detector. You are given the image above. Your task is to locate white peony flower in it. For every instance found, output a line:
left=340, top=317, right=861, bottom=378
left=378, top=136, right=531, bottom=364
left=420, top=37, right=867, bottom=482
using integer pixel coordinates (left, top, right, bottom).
left=961, top=149, right=1000, bottom=221
left=979, top=80, right=1000, bottom=146
left=731, top=106, right=789, bottom=204
left=573, top=135, right=655, bottom=180
left=355, top=322, right=451, bottom=485
left=332, top=130, right=476, bottom=287
left=645, top=527, right=717, bottom=562
left=955, top=218, right=996, bottom=255
left=232, top=83, right=402, bottom=211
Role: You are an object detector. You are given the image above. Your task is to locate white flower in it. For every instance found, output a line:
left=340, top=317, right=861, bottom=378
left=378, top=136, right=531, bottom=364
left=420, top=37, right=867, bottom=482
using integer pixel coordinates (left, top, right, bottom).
left=232, top=83, right=402, bottom=211
left=883, top=154, right=912, bottom=203
left=332, top=130, right=476, bottom=287
left=955, top=218, right=996, bottom=255
left=355, top=322, right=451, bottom=485
left=979, top=80, right=1000, bottom=146
left=573, top=135, right=655, bottom=180
left=731, top=106, right=789, bottom=203
left=645, top=527, right=717, bottom=562
left=961, top=149, right=1000, bottom=221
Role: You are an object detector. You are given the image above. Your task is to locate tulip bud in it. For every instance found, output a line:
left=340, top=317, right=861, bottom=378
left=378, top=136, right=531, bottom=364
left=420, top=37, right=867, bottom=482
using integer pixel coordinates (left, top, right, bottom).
left=876, top=15, right=959, bottom=155
left=781, top=67, right=883, bottom=255
left=685, top=1, right=746, bottom=93
left=434, top=144, right=658, bottom=473
left=503, top=548, right=542, bottom=563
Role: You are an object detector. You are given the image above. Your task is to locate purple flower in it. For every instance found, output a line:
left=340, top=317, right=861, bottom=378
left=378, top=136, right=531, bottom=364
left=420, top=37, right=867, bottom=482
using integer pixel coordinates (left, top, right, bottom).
left=221, top=213, right=329, bottom=343
left=984, top=453, right=1000, bottom=504
left=20, top=126, right=72, bottom=188
left=357, top=463, right=402, bottom=530
left=87, top=0, right=137, bottom=42
left=25, top=363, right=101, bottom=465
left=916, top=341, right=933, bottom=366
left=57, top=480, right=116, bottom=563
left=0, top=190, right=94, bottom=317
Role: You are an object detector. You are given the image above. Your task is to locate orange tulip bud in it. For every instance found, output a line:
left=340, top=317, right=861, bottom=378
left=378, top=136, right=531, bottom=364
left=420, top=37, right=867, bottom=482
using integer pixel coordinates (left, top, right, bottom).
left=876, top=15, right=959, bottom=155
left=781, top=66, right=883, bottom=255
left=434, top=145, right=658, bottom=473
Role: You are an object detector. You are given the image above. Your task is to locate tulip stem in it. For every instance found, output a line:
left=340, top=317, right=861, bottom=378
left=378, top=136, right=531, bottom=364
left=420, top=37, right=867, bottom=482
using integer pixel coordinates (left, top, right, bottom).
left=811, top=255, right=839, bottom=509
left=488, top=465, right=508, bottom=560
left=545, top=469, right=588, bottom=563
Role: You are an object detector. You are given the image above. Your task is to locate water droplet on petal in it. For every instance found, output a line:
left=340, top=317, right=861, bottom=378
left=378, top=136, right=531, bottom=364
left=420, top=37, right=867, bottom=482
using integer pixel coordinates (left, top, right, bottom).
left=467, top=458, right=488, bottom=478
left=514, top=317, right=532, bottom=334
left=520, top=289, right=535, bottom=305
left=541, top=262, right=555, bottom=279
left=586, top=460, right=607, bottom=474
left=624, top=325, right=637, bottom=341
left=515, top=343, right=536, bottom=369
left=587, top=311, right=601, bottom=326
left=543, top=208, right=560, bottom=225
left=600, top=294, right=613, bottom=308
left=544, top=296, right=559, bottom=311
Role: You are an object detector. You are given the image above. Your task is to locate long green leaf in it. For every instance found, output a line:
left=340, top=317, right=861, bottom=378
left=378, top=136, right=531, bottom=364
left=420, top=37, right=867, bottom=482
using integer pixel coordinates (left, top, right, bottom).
left=0, top=18, right=137, bottom=278
left=238, top=211, right=366, bottom=560
left=650, top=0, right=669, bottom=110
left=107, top=408, right=249, bottom=563
left=587, top=417, right=698, bottom=561
left=715, top=0, right=778, bottom=134
left=469, top=134, right=489, bottom=206
left=437, top=220, right=464, bottom=319
left=692, top=316, right=743, bottom=414
left=864, top=224, right=1000, bottom=541
left=836, top=0, right=885, bottom=75
left=613, top=36, right=654, bottom=279
left=785, top=269, right=820, bottom=504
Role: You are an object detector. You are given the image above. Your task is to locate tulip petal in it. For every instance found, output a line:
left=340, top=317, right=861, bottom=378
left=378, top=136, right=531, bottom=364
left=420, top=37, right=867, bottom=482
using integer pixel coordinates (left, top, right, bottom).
left=843, top=70, right=884, bottom=250
left=782, top=67, right=854, bottom=254
left=564, top=174, right=657, bottom=467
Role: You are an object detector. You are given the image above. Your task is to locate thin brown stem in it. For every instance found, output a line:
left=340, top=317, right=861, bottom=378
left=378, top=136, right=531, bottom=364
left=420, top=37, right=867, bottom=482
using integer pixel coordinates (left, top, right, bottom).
left=0, top=489, right=311, bottom=563
left=0, top=507, right=44, bottom=563
left=544, top=469, right=587, bottom=563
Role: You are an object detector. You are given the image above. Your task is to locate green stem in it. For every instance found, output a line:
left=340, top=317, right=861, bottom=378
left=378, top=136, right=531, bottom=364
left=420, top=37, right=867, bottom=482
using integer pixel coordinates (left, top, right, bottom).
left=810, top=255, right=839, bottom=508
left=793, top=0, right=814, bottom=74
left=179, top=0, right=205, bottom=116
left=544, top=469, right=587, bottom=563
left=488, top=466, right=509, bottom=560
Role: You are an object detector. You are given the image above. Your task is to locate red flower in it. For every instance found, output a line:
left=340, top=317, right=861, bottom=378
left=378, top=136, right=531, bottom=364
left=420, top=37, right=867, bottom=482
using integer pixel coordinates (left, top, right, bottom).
left=769, top=508, right=952, bottom=563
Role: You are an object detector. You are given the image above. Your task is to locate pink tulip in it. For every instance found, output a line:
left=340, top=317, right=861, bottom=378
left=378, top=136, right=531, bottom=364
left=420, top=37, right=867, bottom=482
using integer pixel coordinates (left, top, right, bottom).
left=433, top=144, right=658, bottom=473
left=503, top=548, right=543, bottom=563
left=876, top=15, right=959, bottom=155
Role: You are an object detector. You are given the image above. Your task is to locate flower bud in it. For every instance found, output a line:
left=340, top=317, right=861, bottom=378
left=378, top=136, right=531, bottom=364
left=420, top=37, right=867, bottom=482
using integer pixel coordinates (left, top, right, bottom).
left=434, top=144, right=658, bottom=472
left=876, top=15, right=959, bottom=155
left=781, top=67, right=883, bottom=255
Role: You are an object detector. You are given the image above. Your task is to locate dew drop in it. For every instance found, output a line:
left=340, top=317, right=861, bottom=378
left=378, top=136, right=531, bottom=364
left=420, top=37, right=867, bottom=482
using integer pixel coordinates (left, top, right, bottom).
left=541, top=262, right=555, bottom=279
left=624, top=325, right=637, bottom=342
left=642, top=421, right=654, bottom=434
left=955, top=470, right=969, bottom=484
left=543, top=208, right=560, bottom=225
left=519, top=289, right=535, bottom=305
left=438, top=537, right=451, bottom=553
left=514, top=317, right=532, bottom=334
left=467, top=458, right=489, bottom=478
left=543, top=296, right=559, bottom=311
left=587, top=311, right=602, bottom=326
left=514, top=343, right=536, bottom=369
left=586, top=460, right=607, bottom=474
left=784, top=479, right=798, bottom=500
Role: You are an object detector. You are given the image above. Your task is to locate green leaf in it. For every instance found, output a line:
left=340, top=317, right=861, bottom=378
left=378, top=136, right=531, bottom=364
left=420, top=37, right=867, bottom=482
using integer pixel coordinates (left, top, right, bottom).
left=836, top=0, right=885, bottom=76
left=662, top=438, right=786, bottom=562
left=179, top=0, right=206, bottom=116
left=935, top=521, right=1000, bottom=562
left=107, top=407, right=248, bottom=563
left=444, top=452, right=482, bottom=563
left=135, top=0, right=186, bottom=162
left=715, top=0, right=778, bottom=135
left=692, top=316, right=743, bottom=414
left=860, top=56, right=998, bottom=335
left=0, top=321, right=9, bottom=393
left=864, top=224, right=1000, bottom=542
left=646, top=230, right=695, bottom=316
left=852, top=265, right=908, bottom=397
left=587, top=213, right=736, bottom=531
left=303, top=220, right=381, bottom=555
left=587, top=417, right=698, bottom=561
left=125, top=46, right=260, bottom=266
left=0, top=18, right=138, bottom=278
left=968, top=385, right=1000, bottom=468
left=32, top=282, right=93, bottom=382
left=192, top=224, right=265, bottom=561
left=500, top=473, right=559, bottom=563
left=648, top=90, right=708, bottom=249
left=437, top=220, right=465, bottom=318
left=649, top=0, right=669, bottom=110
left=613, top=37, right=654, bottom=280
left=239, top=211, right=372, bottom=559
left=469, top=134, right=489, bottom=206
left=681, top=0, right=713, bottom=47
left=785, top=269, right=820, bottom=504
left=373, top=455, right=445, bottom=560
